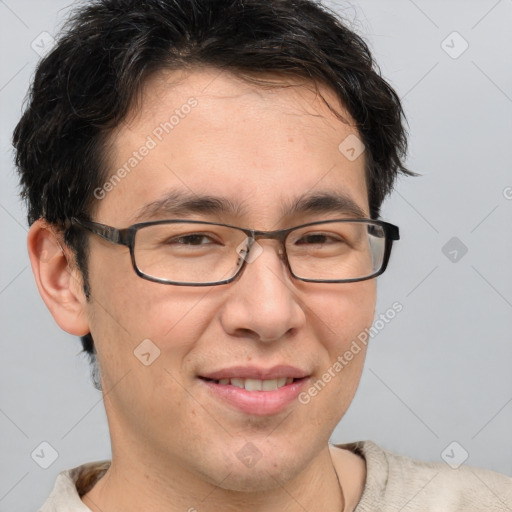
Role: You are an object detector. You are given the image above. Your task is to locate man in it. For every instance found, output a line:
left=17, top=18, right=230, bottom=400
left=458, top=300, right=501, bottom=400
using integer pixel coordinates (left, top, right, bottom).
left=13, top=0, right=511, bottom=510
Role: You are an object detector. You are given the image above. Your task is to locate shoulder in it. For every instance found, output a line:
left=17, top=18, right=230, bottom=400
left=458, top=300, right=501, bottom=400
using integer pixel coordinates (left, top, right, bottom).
left=39, top=460, right=110, bottom=512
left=336, top=440, right=512, bottom=511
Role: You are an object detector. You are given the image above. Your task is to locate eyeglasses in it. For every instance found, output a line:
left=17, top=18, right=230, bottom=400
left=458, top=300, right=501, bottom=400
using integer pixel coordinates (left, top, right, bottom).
left=70, top=217, right=399, bottom=286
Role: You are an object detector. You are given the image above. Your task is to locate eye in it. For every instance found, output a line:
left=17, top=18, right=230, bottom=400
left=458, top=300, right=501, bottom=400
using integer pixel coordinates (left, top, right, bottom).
left=168, top=233, right=219, bottom=246
left=295, top=232, right=344, bottom=245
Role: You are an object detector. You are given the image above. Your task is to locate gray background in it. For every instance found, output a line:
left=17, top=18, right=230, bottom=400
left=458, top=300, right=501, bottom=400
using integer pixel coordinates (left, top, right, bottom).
left=1, top=0, right=511, bottom=510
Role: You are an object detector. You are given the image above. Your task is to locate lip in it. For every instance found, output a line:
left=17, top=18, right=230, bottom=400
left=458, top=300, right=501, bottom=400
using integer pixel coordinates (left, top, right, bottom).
left=200, top=376, right=309, bottom=416
left=199, top=365, right=309, bottom=381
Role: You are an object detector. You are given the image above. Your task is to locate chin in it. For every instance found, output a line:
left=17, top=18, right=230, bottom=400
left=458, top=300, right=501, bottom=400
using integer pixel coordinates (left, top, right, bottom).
left=193, top=437, right=317, bottom=493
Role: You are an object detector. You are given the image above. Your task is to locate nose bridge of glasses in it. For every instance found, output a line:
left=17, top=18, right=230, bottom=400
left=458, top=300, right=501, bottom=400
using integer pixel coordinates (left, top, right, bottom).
left=237, top=230, right=287, bottom=264
left=250, top=229, right=287, bottom=255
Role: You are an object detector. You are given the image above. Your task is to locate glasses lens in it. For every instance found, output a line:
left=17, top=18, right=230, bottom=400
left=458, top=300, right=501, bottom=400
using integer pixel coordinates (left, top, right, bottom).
left=134, top=222, right=247, bottom=284
left=286, top=221, right=386, bottom=281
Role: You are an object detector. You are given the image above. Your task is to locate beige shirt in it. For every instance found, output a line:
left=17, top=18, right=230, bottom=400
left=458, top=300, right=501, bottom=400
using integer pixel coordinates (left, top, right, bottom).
left=39, top=440, right=512, bottom=511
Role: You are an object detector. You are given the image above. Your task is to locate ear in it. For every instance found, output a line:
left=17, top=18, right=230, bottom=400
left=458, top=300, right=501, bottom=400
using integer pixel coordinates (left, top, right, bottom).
left=27, top=219, right=90, bottom=336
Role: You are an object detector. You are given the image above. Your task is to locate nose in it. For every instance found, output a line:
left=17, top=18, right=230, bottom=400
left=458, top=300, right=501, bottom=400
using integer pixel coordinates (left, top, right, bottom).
left=219, top=239, right=306, bottom=343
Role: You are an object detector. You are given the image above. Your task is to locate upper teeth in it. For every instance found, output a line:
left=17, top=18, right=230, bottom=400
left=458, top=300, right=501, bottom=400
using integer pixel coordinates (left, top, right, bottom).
left=218, top=377, right=294, bottom=391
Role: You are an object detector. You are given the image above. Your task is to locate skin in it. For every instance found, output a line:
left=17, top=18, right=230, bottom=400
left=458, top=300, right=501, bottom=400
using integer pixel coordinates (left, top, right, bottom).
left=28, top=67, right=374, bottom=512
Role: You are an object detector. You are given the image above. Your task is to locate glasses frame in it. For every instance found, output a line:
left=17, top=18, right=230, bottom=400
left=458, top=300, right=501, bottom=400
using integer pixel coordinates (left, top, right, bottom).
left=70, top=217, right=399, bottom=286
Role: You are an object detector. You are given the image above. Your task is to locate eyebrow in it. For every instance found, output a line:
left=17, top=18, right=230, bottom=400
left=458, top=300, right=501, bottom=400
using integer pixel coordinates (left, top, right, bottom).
left=282, top=191, right=367, bottom=220
left=132, top=190, right=248, bottom=222
left=132, top=189, right=367, bottom=223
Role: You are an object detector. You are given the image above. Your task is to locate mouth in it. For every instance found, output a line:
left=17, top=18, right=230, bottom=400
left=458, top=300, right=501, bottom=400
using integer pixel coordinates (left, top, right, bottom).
left=197, top=367, right=310, bottom=416
left=199, top=376, right=300, bottom=391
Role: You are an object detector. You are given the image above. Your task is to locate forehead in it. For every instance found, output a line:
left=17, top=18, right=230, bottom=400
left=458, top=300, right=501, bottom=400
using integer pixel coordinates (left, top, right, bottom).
left=98, top=67, right=369, bottom=227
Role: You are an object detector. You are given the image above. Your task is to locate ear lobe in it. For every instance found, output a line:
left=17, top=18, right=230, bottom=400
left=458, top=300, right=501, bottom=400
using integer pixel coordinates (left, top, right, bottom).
left=27, top=219, right=90, bottom=336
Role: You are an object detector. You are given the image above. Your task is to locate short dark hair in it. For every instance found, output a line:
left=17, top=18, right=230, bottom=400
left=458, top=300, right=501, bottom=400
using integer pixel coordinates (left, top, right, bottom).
left=13, top=0, right=411, bottom=375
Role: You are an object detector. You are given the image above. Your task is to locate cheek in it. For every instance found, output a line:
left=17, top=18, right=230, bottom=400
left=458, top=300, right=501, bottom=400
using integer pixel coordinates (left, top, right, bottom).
left=86, top=256, right=218, bottom=376
left=299, top=282, right=375, bottom=427
left=309, top=279, right=376, bottom=350
left=87, top=242, right=196, bottom=335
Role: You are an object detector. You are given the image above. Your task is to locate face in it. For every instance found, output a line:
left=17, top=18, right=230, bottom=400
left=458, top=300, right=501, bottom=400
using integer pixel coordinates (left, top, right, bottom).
left=83, top=68, right=376, bottom=491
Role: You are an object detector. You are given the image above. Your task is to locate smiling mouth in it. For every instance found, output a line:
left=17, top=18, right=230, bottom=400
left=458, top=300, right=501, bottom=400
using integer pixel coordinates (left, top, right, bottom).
left=199, top=377, right=303, bottom=391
